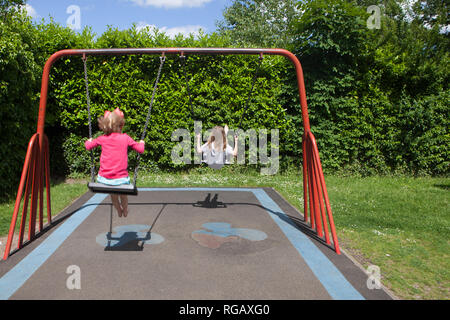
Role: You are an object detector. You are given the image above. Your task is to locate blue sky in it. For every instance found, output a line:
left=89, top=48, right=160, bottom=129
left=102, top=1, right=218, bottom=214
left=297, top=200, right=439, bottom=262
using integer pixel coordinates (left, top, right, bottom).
left=25, top=0, right=232, bottom=37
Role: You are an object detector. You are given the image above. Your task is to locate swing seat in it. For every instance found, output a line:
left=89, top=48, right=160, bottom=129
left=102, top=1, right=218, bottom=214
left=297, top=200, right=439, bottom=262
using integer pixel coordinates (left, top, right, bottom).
left=87, top=182, right=138, bottom=196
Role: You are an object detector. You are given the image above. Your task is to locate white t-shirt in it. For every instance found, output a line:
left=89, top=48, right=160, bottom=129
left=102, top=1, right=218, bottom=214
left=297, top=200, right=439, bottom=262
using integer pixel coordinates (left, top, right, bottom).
left=201, top=142, right=234, bottom=168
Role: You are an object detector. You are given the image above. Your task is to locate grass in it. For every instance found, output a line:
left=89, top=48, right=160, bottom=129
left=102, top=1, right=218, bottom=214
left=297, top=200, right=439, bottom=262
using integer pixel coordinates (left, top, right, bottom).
left=0, top=181, right=87, bottom=239
left=0, top=167, right=448, bottom=299
left=326, top=176, right=450, bottom=300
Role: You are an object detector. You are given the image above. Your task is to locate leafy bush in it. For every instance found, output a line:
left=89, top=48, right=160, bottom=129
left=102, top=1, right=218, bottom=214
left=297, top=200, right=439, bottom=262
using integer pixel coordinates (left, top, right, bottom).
left=0, top=11, right=40, bottom=198
left=289, top=0, right=449, bottom=176
left=52, top=27, right=291, bottom=176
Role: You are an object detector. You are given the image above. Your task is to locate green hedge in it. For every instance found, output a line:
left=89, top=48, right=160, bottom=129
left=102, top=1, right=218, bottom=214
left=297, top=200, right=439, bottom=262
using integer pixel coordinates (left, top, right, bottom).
left=52, top=27, right=291, bottom=177
left=1, top=12, right=41, bottom=199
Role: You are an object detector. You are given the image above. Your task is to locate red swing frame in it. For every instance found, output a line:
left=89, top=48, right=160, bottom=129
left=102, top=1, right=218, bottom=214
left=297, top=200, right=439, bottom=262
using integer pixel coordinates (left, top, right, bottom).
left=3, top=48, right=341, bottom=260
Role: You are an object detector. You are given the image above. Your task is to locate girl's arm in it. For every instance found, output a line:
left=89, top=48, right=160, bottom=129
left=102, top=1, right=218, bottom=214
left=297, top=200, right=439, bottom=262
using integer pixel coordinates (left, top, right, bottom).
left=127, top=136, right=145, bottom=154
left=232, top=135, right=238, bottom=157
left=85, top=137, right=99, bottom=150
left=196, top=133, right=203, bottom=154
left=224, top=125, right=237, bottom=156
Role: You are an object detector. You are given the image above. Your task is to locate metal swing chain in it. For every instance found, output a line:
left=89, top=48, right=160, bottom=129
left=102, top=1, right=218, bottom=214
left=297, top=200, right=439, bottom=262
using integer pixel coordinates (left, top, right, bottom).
left=133, top=54, right=166, bottom=187
left=237, top=53, right=264, bottom=130
left=82, top=54, right=96, bottom=182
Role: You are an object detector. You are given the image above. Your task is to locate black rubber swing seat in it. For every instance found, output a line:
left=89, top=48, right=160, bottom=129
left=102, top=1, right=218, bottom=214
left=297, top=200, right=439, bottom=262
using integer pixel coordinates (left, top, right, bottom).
left=87, top=182, right=138, bottom=196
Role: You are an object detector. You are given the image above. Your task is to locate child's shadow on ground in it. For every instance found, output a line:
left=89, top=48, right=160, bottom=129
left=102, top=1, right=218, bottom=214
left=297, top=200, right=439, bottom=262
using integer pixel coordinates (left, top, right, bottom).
left=193, top=193, right=227, bottom=208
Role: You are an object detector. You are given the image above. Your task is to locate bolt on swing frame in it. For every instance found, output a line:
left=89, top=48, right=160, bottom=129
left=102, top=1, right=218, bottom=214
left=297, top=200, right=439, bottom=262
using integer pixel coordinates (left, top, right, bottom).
left=3, top=48, right=341, bottom=260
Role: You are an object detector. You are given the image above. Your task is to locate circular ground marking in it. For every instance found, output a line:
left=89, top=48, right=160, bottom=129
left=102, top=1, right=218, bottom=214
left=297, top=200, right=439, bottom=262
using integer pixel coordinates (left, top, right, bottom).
left=192, top=222, right=267, bottom=249
left=96, top=224, right=164, bottom=248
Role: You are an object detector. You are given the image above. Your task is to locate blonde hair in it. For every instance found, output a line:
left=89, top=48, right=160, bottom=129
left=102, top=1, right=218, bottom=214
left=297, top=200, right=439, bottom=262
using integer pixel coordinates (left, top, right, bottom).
left=98, top=112, right=125, bottom=135
left=207, top=126, right=227, bottom=151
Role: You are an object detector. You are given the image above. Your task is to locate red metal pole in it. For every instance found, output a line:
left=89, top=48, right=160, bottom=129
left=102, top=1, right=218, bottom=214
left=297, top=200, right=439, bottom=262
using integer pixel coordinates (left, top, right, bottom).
left=311, top=137, right=341, bottom=254
left=18, top=141, right=37, bottom=248
left=302, top=134, right=308, bottom=223
left=309, top=142, right=322, bottom=235
left=310, top=136, right=330, bottom=244
left=38, top=151, right=44, bottom=232
left=28, top=134, right=40, bottom=241
left=306, top=140, right=315, bottom=230
left=3, top=134, right=38, bottom=259
left=308, top=138, right=323, bottom=237
left=44, top=135, right=52, bottom=225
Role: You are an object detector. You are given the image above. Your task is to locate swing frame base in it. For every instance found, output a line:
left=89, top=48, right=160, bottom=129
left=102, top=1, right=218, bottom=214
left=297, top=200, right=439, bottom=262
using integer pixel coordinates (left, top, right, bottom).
left=87, top=182, right=138, bottom=196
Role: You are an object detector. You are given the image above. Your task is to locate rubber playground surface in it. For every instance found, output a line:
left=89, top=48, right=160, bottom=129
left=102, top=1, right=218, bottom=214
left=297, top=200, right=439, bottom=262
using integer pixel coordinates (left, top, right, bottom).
left=0, top=187, right=393, bottom=300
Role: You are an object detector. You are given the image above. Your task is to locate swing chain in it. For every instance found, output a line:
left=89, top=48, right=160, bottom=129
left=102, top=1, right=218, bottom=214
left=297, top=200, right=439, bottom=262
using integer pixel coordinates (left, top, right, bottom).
left=82, top=53, right=96, bottom=182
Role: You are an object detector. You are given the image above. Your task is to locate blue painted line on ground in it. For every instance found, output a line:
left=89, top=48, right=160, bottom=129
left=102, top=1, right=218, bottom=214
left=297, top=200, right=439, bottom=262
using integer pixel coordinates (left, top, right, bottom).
left=251, top=188, right=364, bottom=300
left=0, top=187, right=364, bottom=300
left=0, top=193, right=107, bottom=300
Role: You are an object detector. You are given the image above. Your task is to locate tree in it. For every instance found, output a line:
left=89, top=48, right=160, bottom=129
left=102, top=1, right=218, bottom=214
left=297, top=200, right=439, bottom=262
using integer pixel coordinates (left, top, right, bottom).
left=411, top=0, right=450, bottom=32
left=0, top=6, right=41, bottom=198
left=288, top=0, right=373, bottom=171
left=0, top=0, right=26, bottom=19
left=288, top=0, right=449, bottom=175
left=0, top=0, right=25, bottom=10
left=364, top=0, right=450, bottom=97
left=216, top=0, right=299, bottom=48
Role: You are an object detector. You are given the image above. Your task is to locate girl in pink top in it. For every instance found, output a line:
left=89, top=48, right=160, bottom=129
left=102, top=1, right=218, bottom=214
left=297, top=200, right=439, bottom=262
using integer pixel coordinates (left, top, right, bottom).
left=85, top=108, right=145, bottom=217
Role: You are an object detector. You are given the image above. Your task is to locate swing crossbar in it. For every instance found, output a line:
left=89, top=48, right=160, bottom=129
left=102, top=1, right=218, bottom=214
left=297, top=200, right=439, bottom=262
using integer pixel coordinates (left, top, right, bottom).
left=38, top=48, right=311, bottom=135
left=87, top=182, right=138, bottom=196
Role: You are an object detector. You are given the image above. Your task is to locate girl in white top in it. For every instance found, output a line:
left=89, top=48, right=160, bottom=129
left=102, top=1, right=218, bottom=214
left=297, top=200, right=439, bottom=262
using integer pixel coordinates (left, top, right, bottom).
left=196, top=125, right=238, bottom=169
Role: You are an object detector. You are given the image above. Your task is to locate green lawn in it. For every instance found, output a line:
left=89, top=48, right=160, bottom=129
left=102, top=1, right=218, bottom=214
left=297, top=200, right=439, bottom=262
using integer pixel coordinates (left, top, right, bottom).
left=1, top=168, right=448, bottom=300
left=0, top=181, right=87, bottom=237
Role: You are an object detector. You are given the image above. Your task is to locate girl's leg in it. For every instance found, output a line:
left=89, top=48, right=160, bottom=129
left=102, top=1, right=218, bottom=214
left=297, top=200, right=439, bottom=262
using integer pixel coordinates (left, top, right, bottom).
left=111, top=194, right=122, bottom=217
left=120, top=194, right=128, bottom=217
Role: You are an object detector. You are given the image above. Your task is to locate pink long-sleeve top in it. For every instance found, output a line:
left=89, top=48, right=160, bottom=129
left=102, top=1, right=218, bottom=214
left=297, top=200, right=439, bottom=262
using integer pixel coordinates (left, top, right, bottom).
left=85, top=133, right=145, bottom=179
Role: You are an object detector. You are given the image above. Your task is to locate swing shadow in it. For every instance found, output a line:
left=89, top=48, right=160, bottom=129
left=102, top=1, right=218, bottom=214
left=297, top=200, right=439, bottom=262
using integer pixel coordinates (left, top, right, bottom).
left=192, top=193, right=226, bottom=208
left=104, top=204, right=166, bottom=252
left=7, top=193, right=336, bottom=258
left=104, top=231, right=148, bottom=252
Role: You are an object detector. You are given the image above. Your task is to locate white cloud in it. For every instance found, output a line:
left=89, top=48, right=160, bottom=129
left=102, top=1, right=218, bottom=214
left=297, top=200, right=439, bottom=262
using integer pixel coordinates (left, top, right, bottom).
left=21, top=4, right=39, bottom=18
left=129, top=0, right=212, bottom=9
left=136, top=22, right=205, bottom=38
